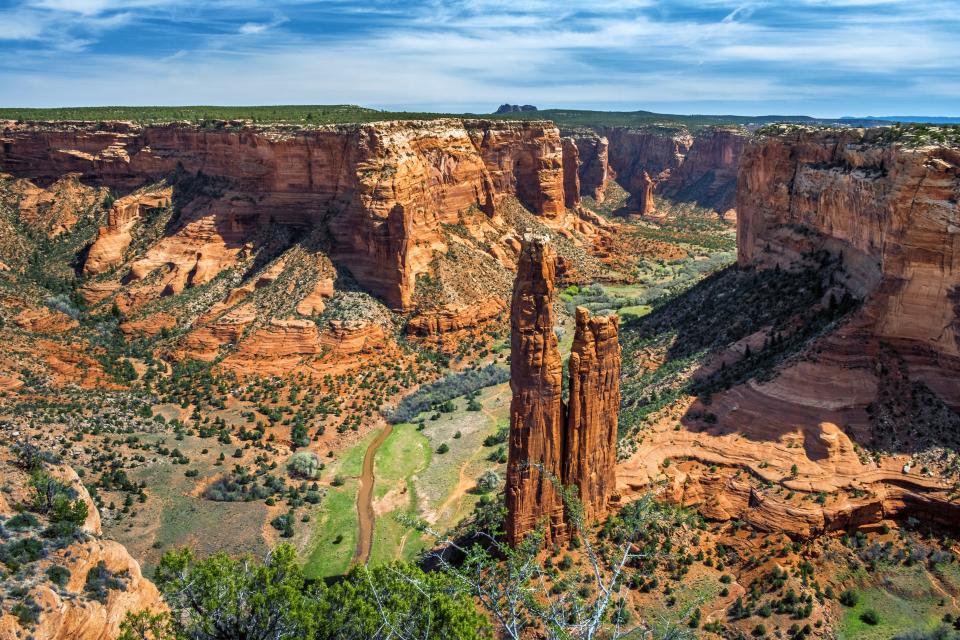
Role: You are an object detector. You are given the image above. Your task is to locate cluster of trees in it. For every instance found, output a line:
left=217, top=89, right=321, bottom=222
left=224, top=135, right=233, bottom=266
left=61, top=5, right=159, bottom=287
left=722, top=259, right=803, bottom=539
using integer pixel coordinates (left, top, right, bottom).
left=120, top=545, right=488, bottom=640
left=386, top=364, right=509, bottom=424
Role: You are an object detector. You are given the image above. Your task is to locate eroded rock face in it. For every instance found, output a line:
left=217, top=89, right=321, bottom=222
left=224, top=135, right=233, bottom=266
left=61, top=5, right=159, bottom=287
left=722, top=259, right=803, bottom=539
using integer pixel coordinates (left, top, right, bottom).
left=738, top=128, right=960, bottom=404
left=564, top=307, right=621, bottom=524
left=0, top=456, right=163, bottom=640
left=572, top=134, right=610, bottom=202
left=561, top=138, right=581, bottom=209
left=619, top=129, right=960, bottom=539
left=84, top=188, right=172, bottom=275
left=1, top=119, right=568, bottom=310
left=405, top=297, right=506, bottom=336
left=506, top=236, right=567, bottom=546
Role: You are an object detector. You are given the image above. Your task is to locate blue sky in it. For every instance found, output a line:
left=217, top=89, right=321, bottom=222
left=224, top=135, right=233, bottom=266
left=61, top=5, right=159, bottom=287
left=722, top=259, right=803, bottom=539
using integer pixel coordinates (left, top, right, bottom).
left=1, top=0, right=958, bottom=117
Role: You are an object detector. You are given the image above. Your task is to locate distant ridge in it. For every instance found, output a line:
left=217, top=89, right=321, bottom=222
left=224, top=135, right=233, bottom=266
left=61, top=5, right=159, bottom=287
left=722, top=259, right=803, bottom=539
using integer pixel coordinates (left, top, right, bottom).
left=1, top=104, right=954, bottom=131
left=841, top=115, right=960, bottom=125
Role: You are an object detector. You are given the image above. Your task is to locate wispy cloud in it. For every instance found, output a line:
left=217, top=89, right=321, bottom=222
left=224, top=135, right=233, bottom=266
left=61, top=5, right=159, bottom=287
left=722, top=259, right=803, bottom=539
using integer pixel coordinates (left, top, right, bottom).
left=0, top=0, right=957, bottom=116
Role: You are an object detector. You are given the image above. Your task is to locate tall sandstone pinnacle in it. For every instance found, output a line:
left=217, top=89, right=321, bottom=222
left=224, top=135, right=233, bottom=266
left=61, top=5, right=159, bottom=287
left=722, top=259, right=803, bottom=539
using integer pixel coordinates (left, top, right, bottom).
left=506, top=236, right=621, bottom=546
left=506, top=236, right=567, bottom=546
left=564, top=307, right=621, bottom=524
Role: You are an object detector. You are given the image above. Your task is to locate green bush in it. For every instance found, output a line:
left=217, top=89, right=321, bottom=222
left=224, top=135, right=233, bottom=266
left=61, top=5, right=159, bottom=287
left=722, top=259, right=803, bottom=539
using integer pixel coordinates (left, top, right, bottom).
left=860, top=609, right=880, bottom=625
left=839, top=589, right=859, bottom=607
left=288, top=451, right=322, bottom=479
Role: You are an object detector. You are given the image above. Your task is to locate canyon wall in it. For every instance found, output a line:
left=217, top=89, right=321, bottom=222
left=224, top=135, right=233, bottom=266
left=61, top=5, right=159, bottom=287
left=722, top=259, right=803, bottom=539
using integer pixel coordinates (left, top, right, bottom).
left=738, top=127, right=960, bottom=404
left=598, top=126, right=747, bottom=212
left=572, top=134, right=609, bottom=202
left=619, top=127, right=960, bottom=539
left=0, top=119, right=568, bottom=310
left=507, top=237, right=621, bottom=545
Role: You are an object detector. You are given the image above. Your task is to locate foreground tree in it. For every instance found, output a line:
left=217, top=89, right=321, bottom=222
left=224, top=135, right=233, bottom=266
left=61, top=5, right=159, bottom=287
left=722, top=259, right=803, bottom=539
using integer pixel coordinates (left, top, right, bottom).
left=141, top=544, right=488, bottom=640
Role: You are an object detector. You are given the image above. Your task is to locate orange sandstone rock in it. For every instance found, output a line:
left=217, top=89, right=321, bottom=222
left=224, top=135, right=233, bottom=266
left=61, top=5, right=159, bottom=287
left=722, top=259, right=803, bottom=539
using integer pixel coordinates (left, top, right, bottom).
left=3, top=119, right=569, bottom=310
left=564, top=307, right=621, bottom=524
left=506, top=235, right=567, bottom=546
left=84, top=188, right=172, bottom=275
left=406, top=297, right=506, bottom=336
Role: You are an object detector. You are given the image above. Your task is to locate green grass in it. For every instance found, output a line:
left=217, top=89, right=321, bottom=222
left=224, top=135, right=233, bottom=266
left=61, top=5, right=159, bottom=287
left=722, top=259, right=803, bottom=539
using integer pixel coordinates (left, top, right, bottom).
left=838, top=586, right=943, bottom=640
left=618, top=304, right=653, bottom=318
left=116, top=433, right=268, bottom=574
left=303, top=431, right=376, bottom=578
left=368, top=424, right=430, bottom=566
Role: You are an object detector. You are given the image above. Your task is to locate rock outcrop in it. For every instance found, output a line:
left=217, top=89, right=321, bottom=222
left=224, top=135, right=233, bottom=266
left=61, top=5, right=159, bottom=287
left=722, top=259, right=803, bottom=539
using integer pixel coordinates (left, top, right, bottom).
left=506, top=236, right=567, bottom=546
left=1, top=119, right=570, bottom=310
left=0, top=452, right=164, bottom=640
left=636, top=171, right=655, bottom=215
left=561, top=138, right=581, bottom=209
left=619, top=127, right=960, bottom=538
left=564, top=307, right=621, bottom=524
left=406, top=297, right=506, bottom=336
left=84, top=188, right=172, bottom=275
left=572, top=135, right=610, bottom=202
left=507, top=237, right=621, bottom=545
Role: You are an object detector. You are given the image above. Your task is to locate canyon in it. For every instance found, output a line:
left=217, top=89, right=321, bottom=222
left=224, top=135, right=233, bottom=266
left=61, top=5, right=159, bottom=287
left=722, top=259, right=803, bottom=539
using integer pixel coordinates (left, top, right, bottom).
left=3, top=112, right=960, bottom=640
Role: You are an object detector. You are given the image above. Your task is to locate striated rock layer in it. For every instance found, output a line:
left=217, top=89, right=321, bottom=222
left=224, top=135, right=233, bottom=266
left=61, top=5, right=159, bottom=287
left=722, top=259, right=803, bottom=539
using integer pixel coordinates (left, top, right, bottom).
left=507, top=236, right=567, bottom=546
left=564, top=307, right=621, bottom=524
left=507, top=237, right=621, bottom=545
left=1, top=119, right=570, bottom=310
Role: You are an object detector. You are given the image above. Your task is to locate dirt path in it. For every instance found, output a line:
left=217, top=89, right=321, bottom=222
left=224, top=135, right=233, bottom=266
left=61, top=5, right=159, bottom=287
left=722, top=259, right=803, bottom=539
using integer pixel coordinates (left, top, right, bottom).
left=353, top=424, right=393, bottom=565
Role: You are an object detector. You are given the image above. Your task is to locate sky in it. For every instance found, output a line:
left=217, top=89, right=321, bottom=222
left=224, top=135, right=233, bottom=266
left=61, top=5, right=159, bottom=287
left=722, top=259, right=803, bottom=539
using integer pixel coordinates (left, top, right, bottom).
left=1, top=0, right=958, bottom=117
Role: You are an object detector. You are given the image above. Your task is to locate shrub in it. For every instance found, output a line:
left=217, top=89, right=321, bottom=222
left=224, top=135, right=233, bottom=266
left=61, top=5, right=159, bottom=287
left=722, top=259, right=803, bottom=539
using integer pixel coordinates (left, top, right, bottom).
left=288, top=451, right=322, bottom=479
left=386, top=365, right=509, bottom=423
left=436, top=443, right=450, bottom=454
left=5, top=513, right=39, bottom=530
left=46, top=564, right=71, bottom=587
left=860, top=609, right=880, bottom=626
left=839, top=589, right=858, bottom=607
left=475, top=470, right=501, bottom=493
left=483, top=426, right=508, bottom=447
left=84, top=561, right=129, bottom=603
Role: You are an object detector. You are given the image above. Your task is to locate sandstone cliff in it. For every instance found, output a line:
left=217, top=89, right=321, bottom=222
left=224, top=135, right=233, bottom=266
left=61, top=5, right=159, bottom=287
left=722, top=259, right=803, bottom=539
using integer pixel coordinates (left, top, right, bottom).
left=0, top=450, right=163, bottom=640
left=572, top=134, right=610, bottom=203
left=1, top=119, right=571, bottom=311
left=738, top=127, right=960, bottom=406
left=506, top=236, right=567, bottom=546
left=618, top=126, right=960, bottom=537
left=599, top=126, right=747, bottom=212
left=564, top=307, right=621, bottom=524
